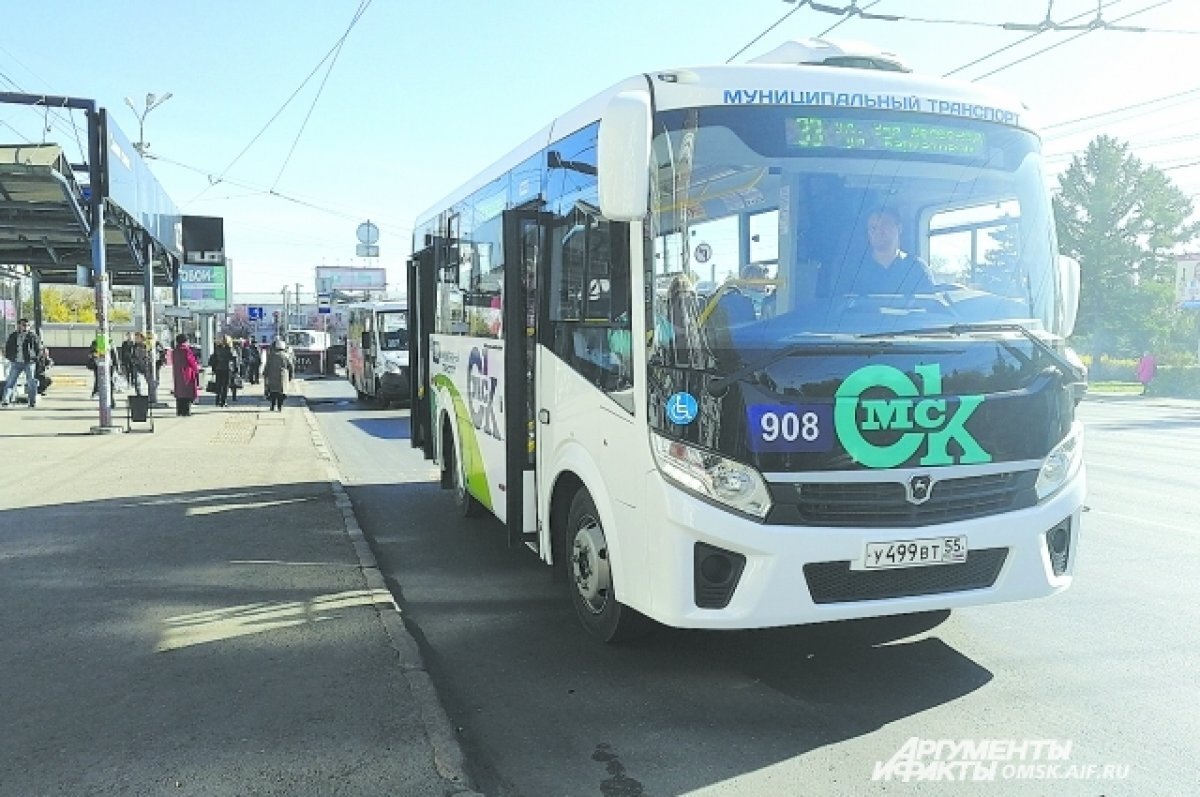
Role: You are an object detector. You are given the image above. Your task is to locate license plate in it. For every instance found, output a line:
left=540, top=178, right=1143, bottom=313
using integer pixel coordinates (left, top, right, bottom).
left=855, top=536, right=968, bottom=570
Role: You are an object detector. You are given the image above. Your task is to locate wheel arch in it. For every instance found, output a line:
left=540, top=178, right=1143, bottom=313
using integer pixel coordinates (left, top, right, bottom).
left=544, top=442, right=626, bottom=592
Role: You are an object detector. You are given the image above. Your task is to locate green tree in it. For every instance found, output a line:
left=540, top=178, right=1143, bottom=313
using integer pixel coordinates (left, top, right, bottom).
left=20, top=286, right=132, bottom=323
left=1054, top=135, right=1199, bottom=359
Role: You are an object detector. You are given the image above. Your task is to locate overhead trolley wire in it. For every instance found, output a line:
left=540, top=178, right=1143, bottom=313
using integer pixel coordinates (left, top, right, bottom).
left=271, top=0, right=370, bottom=191
left=727, top=1, right=809, bottom=63
left=964, top=0, right=1177, bottom=82
left=183, top=0, right=374, bottom=208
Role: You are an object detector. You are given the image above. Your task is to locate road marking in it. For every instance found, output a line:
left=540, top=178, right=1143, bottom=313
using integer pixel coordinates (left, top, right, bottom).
left=1088, top=507, right=1198, bottom=535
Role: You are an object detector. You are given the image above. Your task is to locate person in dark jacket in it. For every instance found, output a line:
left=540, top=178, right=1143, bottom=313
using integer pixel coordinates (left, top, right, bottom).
left=87, top=338, right=119, bottom=408
left=35, top=347, right=53, bottom=396
left=242, top=339, right=262, bottom=385
left=129, top=332, right=152, bottom=396
left=3, top=318, right=44, bottom=407
left=208, top=335, right=238, bottom=407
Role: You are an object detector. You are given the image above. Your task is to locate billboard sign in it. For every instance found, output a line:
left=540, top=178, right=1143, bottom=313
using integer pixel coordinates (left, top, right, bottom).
left=315, top=266, right=387, bottom=293
left=105, top=120, right=183, bottom=257
left=180, top=263, right=229, bottom=312
left=1177, top=255, right=1200, bottom=309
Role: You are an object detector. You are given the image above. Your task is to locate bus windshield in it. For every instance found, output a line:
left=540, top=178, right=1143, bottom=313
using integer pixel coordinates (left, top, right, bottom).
left=380, top=310, right=409, bottom=350
left=648, top=105, right=1059, bottom=376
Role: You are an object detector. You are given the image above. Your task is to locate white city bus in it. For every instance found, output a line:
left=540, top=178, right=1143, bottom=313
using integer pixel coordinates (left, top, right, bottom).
left=346, top=301, right=410, bottom=407
left=408, top=39, right=1086, bottom=642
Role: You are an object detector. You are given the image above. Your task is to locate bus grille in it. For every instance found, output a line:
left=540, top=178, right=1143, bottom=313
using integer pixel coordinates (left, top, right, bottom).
left=766, top=471, right=1037, bottom=528
left=804, top=548, right=1008, bottom=604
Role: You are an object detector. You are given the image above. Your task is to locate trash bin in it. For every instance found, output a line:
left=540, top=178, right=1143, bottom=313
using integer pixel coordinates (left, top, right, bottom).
left=126, top=395, right=154, bottom=432
left=128, top=395, right=150, bottom=422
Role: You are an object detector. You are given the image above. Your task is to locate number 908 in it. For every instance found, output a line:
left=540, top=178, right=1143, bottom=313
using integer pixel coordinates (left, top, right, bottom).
left=759, top=410, right=820, bottom=443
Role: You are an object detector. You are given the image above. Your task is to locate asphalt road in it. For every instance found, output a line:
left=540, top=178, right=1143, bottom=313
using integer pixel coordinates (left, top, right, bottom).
left=305, top=377, right=1200, bottom=797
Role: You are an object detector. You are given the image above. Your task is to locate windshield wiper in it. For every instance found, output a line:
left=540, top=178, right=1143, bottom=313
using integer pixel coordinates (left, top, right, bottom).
left=858, top=322, right=1087, bottom=383
left=705, top=340, right=927, bottom=396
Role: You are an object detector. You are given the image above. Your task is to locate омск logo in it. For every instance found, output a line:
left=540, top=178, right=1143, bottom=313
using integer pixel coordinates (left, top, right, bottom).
left=834, top=363, right=992, bottom=469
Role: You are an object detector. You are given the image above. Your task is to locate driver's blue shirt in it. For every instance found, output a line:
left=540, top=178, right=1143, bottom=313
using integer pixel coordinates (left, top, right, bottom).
left=841, top=252, right=934, bottom=295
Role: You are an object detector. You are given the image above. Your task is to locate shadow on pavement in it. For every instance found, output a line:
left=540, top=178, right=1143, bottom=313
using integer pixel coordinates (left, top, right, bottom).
left=0, top=482, right=446, bottom=796
left=347, top=480, right=992, bottom=797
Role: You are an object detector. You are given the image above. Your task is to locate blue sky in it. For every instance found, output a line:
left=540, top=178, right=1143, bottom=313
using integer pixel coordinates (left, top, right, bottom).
left=2, top=0, right=1197, bottom=295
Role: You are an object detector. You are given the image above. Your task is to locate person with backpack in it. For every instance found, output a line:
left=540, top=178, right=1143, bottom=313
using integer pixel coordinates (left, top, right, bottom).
left=2, top=318, right=44, bottom=408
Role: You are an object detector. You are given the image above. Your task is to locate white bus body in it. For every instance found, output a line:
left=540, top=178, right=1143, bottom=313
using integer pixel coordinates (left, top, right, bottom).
left=346, top=301, right=410, bottom=406
left=409, top=40, right=1085, bottom=642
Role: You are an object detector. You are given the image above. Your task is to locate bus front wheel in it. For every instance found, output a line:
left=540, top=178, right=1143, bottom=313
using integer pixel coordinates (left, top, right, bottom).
left=564, top=489, right=651, bottom=643
left=443, top=426, right=481, bottom=518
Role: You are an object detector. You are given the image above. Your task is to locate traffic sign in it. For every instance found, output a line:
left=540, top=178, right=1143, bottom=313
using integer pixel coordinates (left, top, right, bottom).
left=248, top=306, right=264, bottom=320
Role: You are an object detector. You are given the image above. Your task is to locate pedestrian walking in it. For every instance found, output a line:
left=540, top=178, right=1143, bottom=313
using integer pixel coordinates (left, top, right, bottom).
left=263, top=337, right=295, bottom=412
left=87, top=338, right=119, bottom=407
left=3, top=318, right=44, bottom=407
left=118, top=332, right=135, bottom=391
left=129, top=332, right=152, bottom=396
left=208, top=335, right=238, bottom=407
left=34, top=347, right=53, bottom=396
left=1136, top=351, right=1158, bottom=395
left=242, top=339, right=262, bottom=385
left=154, top=338, right=167, bottom=385
left=171, top=334, right=200, bottom=416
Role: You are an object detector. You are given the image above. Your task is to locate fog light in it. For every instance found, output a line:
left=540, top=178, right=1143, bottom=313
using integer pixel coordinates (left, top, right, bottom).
left=700, top=554, right=733, bottom=584
left=1045, top=519, right=1072, bottom=576
left=694, top=542, right=746, bottom=609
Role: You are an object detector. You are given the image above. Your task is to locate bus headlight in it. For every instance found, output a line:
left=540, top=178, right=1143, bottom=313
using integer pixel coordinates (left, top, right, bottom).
left=651, top=432, right=772, bottom=519
left=1035, top=422, right=1084, bottom=501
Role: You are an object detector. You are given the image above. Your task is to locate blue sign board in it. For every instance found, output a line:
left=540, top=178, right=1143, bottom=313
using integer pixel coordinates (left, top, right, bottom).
left=248, top=306, right=264, bottom=320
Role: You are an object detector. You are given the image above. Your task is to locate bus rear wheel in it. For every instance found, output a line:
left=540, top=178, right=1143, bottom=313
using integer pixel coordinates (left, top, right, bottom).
left=565, top=489, right=651, bottom=643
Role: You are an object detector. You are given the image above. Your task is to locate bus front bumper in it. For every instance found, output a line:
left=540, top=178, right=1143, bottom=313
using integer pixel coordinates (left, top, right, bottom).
left=617, top=467, right=1085, bottom=630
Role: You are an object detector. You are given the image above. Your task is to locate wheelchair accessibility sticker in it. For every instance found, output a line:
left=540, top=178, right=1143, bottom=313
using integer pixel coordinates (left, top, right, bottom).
left=666, top=392, right=699, bottom=425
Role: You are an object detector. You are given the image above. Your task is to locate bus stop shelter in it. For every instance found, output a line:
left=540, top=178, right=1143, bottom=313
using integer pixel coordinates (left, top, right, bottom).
left=0, top=92, right=183, bottom=428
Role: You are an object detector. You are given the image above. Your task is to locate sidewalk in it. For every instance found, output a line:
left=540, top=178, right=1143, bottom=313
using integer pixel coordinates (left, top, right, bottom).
left=0, top=368, right=475, bottom=796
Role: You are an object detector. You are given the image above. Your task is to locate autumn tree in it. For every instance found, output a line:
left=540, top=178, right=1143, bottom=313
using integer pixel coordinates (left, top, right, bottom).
left=1053, top=135, right=1199, bottom=359
left=22, top=286, right=133, bottom=323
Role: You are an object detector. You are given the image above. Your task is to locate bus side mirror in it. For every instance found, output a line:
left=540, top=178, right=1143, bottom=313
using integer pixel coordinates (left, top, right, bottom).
left=1058, top=254, right=1080, bottom=338
left=598, top=90, right=652, bottom=222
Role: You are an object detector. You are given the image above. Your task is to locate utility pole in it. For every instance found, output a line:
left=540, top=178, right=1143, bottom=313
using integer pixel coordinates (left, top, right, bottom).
left=295, top=282, right=303, bottom=328
left=280, top=285, right=289, bottom=338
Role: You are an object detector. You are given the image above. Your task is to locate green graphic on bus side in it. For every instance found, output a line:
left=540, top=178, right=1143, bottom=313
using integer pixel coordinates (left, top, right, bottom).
left=833, top=363, right=991, bottom=469
left=433, top=374, right=494, bottom=510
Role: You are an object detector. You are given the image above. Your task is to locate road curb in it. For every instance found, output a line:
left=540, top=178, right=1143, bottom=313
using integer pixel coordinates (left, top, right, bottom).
left=302, top=403, right=482, bottom=796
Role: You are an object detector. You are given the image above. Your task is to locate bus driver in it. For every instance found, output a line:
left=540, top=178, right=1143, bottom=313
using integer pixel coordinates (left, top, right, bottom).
left=839, top=206, right=935, bottom=295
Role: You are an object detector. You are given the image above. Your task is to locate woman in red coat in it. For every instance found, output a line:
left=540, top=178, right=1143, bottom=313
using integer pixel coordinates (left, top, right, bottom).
left=171, top=334, right=201, bottom=416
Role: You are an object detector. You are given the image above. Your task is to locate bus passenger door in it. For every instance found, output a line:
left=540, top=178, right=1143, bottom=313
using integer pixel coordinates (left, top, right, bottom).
left=502, top=209, right=544, bottom=547
left=408, top=247, right=436, bottom=460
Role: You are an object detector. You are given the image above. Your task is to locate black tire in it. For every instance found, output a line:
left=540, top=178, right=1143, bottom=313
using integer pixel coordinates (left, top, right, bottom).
left=444, top=425, right=481, bottom=518
left=564, top=489, right=652, bottom=643
left=373, top=381, right=391, bottom=409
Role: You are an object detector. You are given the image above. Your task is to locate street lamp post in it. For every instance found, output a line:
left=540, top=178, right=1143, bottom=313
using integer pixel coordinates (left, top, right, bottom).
left=123, top=92, right=173, bottom=156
